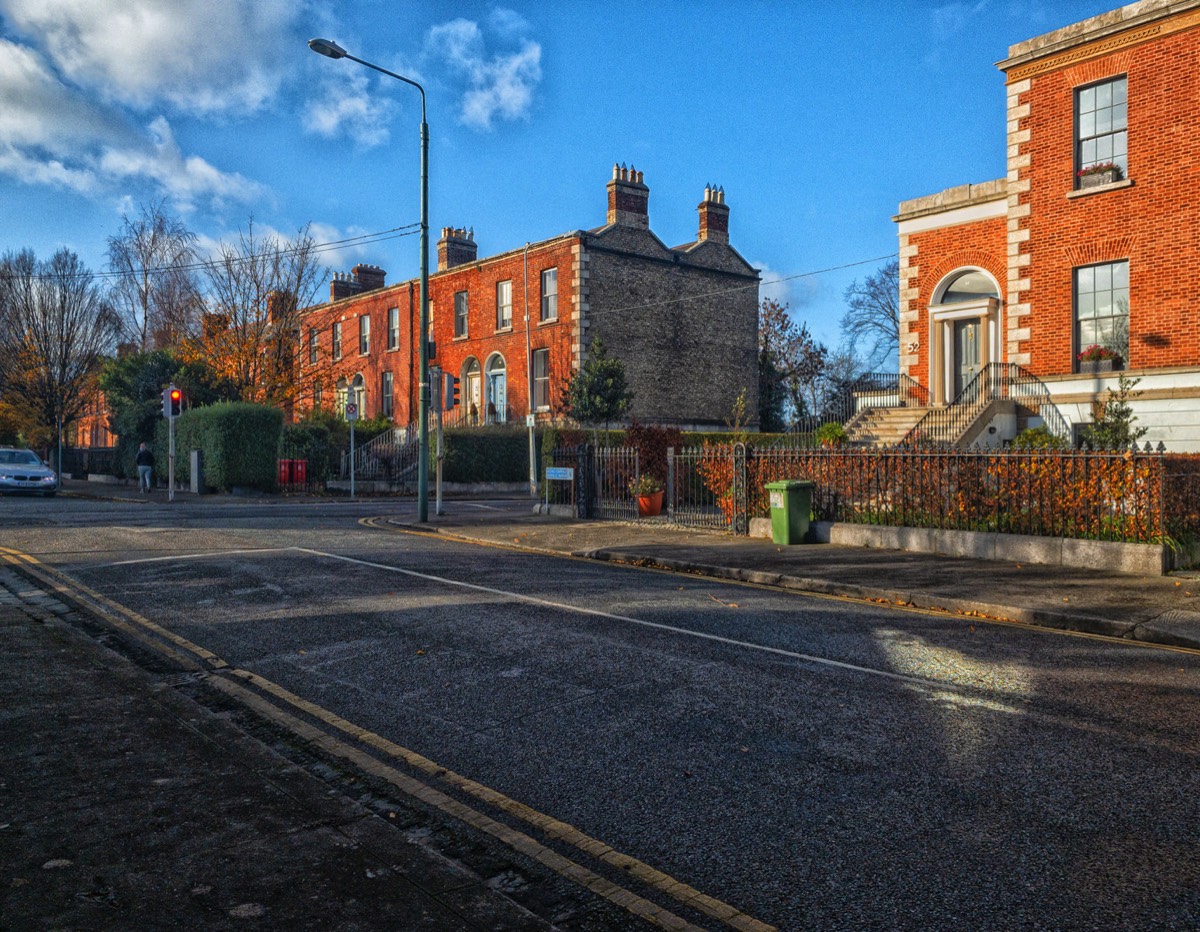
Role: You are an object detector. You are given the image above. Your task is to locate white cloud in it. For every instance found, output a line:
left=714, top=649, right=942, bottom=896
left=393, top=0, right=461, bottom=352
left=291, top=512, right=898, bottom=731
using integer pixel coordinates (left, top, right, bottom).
left=0, top=38, right=262, bottom=208
left=0, top=144, right=101, bottom=195
left=193, top=219, right=368, bottom=274
left=425, top=15, right=542, bottom=131
left=0, top=39, right=125, bottom=152
left=753, top=262, right=799, bottom=308
left=931, top=1, right=990, bottom=39
left=489, top=8, right=531, bottom=39
left=301, top=69, right=396, bottom=148
left=0, top=0, right=299, bottom=116
left=97, top=117, right=264, bottom=208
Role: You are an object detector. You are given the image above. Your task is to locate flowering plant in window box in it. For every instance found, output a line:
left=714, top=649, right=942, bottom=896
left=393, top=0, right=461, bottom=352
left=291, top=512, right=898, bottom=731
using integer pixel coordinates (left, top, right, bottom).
left=1077, top=162, right=1122, bottom=188
left=1077, top=344, right=1122, bottom=373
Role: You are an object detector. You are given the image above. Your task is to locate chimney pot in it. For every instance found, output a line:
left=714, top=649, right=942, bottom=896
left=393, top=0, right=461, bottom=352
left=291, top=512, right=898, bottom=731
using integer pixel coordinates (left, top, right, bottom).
left=437, top=226, right=479, bottom=271
left=697, top=183, right=730, bottom=245
left=606, top=160, right=650, bottom=229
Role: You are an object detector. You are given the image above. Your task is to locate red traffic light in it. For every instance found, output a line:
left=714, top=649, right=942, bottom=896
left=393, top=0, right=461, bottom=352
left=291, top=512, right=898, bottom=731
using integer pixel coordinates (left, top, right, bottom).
left=169, top=389, right=181, bottom=402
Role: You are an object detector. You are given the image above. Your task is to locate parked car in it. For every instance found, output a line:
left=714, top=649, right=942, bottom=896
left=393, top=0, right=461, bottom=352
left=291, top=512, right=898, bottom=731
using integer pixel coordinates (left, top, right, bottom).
left=0, top=447, right=58, bottom=496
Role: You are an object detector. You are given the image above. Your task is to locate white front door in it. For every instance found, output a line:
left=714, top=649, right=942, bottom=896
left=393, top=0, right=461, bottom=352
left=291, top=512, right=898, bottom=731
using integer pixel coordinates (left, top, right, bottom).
left=488, top=372, right=507, bottom=422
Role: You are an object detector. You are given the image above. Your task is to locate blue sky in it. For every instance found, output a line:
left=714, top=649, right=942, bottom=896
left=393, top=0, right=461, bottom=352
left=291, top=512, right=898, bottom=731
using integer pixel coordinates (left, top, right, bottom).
left=0, top=0, right=1119, bottom=347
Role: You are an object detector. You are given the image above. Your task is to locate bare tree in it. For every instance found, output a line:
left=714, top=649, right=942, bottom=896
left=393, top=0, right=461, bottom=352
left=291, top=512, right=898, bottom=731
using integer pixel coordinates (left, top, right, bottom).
left=187, top=221, right=328, bottom=407
left=0, top=248, right=121, bottom=445
left=841, top=259, right=899, bottom=370
left=107, top=200, right=202, bottom=351
left=758, top=298, right=828, bottom=425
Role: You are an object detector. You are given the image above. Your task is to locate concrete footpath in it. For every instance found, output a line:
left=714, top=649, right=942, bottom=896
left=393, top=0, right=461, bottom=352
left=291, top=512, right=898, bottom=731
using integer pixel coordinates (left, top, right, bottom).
left=0, top=567, right=604, bottom=931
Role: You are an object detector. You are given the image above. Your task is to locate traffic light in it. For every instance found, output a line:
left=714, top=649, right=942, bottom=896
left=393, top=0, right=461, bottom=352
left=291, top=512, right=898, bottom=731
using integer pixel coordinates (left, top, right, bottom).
left=444, top=374, right=460, bottom=411
left=162, top=385, right=182, bottom=419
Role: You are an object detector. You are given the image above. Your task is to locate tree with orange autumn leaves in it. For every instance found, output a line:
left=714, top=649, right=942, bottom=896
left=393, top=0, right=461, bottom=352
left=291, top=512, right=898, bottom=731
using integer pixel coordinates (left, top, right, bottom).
left=178, top=220, right=329, bottom=410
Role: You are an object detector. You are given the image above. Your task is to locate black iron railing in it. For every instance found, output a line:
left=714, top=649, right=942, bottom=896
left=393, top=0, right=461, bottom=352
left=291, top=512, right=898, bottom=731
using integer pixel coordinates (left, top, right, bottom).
left=773, top=372, right=930, bottom=448
left=903, top=363, right=1069, bottom=448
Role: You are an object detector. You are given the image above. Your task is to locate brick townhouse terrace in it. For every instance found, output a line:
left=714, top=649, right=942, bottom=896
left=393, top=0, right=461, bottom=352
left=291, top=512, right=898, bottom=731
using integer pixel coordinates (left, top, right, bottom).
left=853, top=0, right=1200, bottom=451
left=298, top=163, right=760, bottom=431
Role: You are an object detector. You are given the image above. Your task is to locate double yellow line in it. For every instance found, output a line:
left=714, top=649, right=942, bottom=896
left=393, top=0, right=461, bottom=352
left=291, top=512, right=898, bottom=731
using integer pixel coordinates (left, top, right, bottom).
left=0, top=545, right=775, bottom=932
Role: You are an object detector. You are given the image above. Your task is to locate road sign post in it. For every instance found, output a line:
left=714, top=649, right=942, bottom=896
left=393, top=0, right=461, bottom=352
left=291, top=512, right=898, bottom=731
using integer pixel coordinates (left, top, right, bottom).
left=430, top=368, right=444, bottom=516
left=346, top=402, right=358, bottom=500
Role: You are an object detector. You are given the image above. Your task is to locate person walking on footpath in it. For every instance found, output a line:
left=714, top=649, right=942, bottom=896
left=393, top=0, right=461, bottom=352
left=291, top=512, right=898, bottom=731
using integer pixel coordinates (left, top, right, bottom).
left=135, top=442, right=154, bottom=493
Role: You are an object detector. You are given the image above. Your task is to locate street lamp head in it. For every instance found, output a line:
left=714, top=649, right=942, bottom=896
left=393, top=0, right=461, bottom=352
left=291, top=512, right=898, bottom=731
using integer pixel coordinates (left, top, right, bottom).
left=308, top=38, right=347, bottom=59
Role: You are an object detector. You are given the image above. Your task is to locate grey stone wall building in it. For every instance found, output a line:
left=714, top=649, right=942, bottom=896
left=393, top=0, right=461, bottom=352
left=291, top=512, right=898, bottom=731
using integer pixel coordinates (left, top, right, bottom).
left=581, top=166, right=761, bottom=428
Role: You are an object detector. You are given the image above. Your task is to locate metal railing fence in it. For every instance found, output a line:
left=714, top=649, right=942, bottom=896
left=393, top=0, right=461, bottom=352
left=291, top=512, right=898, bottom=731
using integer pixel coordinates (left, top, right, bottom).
left=60, top=446, right=118, bottom=479
left=750, top=445, right=1173, bottom=543
left=904, top=363, right=1070, bottom=447
left=593, top=446, right=639, bottom=521
left=556, top=442, right=1200, bottom=545
left=772, top=372, right=930, bottom=448
left=340, top=424, right=420, bottom=483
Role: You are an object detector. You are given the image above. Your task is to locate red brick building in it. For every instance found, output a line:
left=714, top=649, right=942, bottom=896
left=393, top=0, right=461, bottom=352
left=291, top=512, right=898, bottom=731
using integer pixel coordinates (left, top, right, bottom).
left=300, top=164, right=760, bottom=430
left=894, top=0, right=1200, bottom=450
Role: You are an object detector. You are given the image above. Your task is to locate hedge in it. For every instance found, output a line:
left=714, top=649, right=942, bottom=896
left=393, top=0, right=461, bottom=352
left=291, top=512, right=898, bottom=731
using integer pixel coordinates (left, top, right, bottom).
left=439, top=428, right=531, bottom=483
left=156, top=402, right=283, bottom=492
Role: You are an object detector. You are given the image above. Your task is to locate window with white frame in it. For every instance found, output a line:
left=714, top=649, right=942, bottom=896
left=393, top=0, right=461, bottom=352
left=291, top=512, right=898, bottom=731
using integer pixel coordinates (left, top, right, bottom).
left=381, top=371, right=393, bottom=418
left=359, top=315, right=370, bottom=355
left=332, top=321, right=342, bottom=360
left=496, top=280, right=512, bottom=330
left=540, top=268, right=557, bottom=321
left=313, top=381, right=322, bottom=407
left=308, top=327, right=318, bottom=364
left=533, top=348, right=550, bottom=410
left=1076, top=76, right=1127, bottom=184
left=1074, top=260, right=1129, bottom=367
left=387, top=307, right=399, bottom=350
left=454, top=291, right=468, bottom=338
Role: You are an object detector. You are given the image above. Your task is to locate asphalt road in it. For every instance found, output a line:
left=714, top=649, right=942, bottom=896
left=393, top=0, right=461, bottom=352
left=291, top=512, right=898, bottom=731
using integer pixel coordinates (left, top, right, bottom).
left=4, top=495, right=1200, bottom=930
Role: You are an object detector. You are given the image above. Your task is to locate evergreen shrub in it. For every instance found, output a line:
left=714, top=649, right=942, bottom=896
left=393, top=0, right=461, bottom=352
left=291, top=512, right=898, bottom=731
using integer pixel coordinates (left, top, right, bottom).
left=440, top=428, right=529, bottom=483
left=157, top=402, right=283, bottom=491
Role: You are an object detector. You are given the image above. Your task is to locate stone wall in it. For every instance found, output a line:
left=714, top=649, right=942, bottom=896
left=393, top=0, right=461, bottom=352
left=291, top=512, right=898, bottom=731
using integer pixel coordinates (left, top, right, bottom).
left=583, top=227, right=759, bottom=429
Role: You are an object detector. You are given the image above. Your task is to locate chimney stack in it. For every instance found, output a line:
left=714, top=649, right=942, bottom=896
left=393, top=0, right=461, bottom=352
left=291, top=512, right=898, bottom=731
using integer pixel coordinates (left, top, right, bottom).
left=353, top=264, right=386, bottom=292
left=606, top=163, right=649, bottom=229
left=437, top=227, right=477, bottom=271
left=697, top=184, right=729, bottom=245
left=329, top=265, right=387, bottom=301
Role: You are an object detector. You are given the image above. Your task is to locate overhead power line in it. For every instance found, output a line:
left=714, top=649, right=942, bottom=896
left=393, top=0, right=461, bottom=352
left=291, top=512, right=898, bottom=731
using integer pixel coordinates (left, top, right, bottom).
left=8, top=228, right=896, bottom=317
left=9, top=223, right=422, bottom=283
left=596, top=252, right=900, bottom=317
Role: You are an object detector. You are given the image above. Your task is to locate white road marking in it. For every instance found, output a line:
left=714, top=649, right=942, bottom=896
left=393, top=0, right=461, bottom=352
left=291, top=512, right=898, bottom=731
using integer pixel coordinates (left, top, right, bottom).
left=90, top=548, right=292, bottom=569
left=293, top=547, right=956, bottom=690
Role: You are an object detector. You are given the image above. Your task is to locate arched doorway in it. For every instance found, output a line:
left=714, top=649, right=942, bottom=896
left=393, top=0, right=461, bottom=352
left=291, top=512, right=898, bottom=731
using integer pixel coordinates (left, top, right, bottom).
left=485, top=354, right=507, bottom=423
left=335, top=377, right=348, bottom=417
left=928, top=269, right=1001, bottom=404
left=462, top=357, right=481, bottom=425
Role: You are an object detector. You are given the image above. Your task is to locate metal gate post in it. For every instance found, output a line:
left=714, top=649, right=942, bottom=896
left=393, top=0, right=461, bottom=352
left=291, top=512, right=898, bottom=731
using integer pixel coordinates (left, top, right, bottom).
left=575, top=443, right=595, bottom=519
left=733, top=442, right=748, bottom=535
left=667, top=447, right=675, bottom=521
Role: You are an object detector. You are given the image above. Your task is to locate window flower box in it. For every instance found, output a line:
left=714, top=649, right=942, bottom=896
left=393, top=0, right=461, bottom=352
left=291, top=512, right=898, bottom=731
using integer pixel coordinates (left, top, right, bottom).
left=1078, top=162, right=1121, bottom=189
left=1077, top=344, right=1122, bottom=374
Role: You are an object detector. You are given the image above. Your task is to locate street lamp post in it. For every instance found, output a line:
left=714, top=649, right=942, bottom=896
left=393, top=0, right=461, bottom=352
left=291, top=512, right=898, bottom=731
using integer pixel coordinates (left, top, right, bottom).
left=309, top=38, right=430, bottom=522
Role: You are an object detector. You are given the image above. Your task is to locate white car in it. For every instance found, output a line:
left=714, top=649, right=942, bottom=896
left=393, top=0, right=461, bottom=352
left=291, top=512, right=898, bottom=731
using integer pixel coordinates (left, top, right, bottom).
left=0, top=447, right=58, bottom=496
